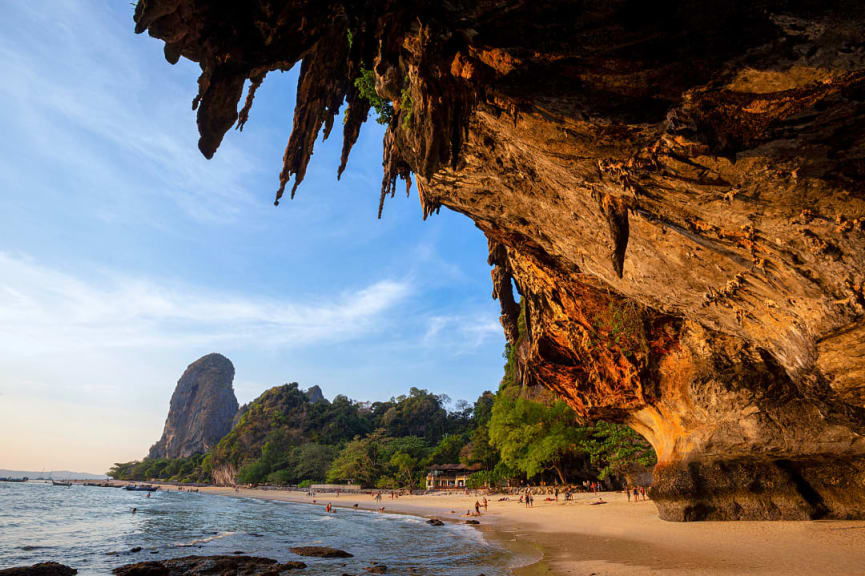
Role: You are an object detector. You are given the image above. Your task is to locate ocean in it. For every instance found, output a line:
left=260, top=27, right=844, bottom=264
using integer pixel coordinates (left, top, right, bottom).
left=0, top=482, right=508, bottom=575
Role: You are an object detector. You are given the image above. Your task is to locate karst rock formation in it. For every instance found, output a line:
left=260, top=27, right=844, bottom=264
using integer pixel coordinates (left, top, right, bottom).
left=134, top=1, right=865, bottom=520
left=148, top=353, right=239, bottom=460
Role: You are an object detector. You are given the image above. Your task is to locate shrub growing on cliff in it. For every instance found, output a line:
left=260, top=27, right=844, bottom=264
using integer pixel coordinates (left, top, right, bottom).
left=354, top=68, right=393, bottom=125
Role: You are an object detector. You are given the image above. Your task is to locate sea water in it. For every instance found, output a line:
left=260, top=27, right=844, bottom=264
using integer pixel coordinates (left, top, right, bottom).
left=0, top=482, right=508, bottom=575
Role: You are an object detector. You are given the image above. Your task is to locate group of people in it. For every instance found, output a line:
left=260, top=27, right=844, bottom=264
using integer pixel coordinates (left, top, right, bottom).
left=519, top=489, right=535, bottom=507
left=626, top=485, right=649, bottom=502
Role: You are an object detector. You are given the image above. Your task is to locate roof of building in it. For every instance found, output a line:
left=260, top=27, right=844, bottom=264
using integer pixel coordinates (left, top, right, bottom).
left=427, top=463, right=482, bottom=473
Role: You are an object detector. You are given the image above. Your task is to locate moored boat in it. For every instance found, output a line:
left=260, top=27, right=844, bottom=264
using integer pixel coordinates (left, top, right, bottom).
left=125, top=484, right=158, bottom=492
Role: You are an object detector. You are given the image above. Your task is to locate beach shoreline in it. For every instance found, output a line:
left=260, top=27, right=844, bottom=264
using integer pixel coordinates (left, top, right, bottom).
left=115, top=482, right=865, bottom=576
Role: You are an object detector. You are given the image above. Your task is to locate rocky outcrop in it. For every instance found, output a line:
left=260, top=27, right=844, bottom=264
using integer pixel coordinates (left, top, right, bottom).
left=303, top=386, right=327, bottom=404
left=113, top=555, right=305, bottom=576
left=134, top=1, right=865, bottom=519
left=148, top=354, right=239, bottom=459
left=289, top=547, right=352, bottom=559
left=0, top=563, right=76, bottom=576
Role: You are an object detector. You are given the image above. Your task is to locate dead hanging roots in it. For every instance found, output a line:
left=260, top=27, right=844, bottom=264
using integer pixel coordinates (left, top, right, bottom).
left=379, top=126, right=412, bottom=218
left=134, top=1, right=473, bottom=216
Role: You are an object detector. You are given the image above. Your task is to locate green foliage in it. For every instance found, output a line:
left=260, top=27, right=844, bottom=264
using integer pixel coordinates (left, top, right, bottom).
left=399, top=84, right=413, bottom=129
left=582, top=421, right=657, bottom=480
left=354, top=68, right=393, bottom=125
left=108, top=454, right=210, bottom=483
left=589, top=300, right=650, bottom=360
left=429, top=434, right=469, bottom=465
left=375, top=388, right=450, bottom=442
left=488, top=388, right=585, bottom=484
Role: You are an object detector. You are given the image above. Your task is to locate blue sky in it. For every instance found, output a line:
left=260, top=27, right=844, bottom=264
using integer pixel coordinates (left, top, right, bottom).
left=0, top=0, right=505, bottom=473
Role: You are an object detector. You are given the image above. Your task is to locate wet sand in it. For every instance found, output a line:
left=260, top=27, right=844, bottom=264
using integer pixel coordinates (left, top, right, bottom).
left=151, top=485, right=865, bottom=575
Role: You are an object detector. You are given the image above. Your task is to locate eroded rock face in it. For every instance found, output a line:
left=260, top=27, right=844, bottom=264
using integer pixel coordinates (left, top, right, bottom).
left=148, top=354, right=239, bottom=459
left=134, top=1, right=865, bottom=519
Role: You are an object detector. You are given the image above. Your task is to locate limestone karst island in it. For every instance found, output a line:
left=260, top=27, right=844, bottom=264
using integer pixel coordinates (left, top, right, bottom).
left=1, top=1, right=865, bottom=575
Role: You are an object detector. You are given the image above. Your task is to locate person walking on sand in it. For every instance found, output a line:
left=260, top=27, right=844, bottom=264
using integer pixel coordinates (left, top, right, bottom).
left=482, top=496, right=488, bottom=511
left=554, top=487, right=559, bottom=501
left=524, top=490, right=530, bottom=508
left=640, top=486, right=647, bottom=501
left=475, top=500, right=481, bottom=515
left=633, top=486, right=639, bottom=501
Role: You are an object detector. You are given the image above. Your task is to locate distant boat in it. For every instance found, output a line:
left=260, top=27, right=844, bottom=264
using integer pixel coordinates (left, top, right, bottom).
left=125, top=484, right=158, bottom=492
left=0, top=477, right=28, bottom=483
left=51, top=480, right=72, bottom=487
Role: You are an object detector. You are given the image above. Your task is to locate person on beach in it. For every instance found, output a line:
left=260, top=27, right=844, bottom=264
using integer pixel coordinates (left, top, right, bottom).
left=554, top=487, right=559, bottom=501
left=483, top=496, right=488, bottom=511
left=475, top=500, right=481, bottom=515
left=633, top=487, right=639, bottom=501
left=524, top=490, right=530, bottom=508
left=640, top=486, right=647, bottom=501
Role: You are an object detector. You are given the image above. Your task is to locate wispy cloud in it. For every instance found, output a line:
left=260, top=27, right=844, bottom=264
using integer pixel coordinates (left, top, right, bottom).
left=422, top=314, right=502, bottom=352
left=0, top=0, right=259, bottom=223
left=0, top=252, right=410, bottom=353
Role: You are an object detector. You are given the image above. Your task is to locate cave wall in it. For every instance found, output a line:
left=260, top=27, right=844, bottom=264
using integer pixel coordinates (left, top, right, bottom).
left=133, top=0, right=865, bottom=519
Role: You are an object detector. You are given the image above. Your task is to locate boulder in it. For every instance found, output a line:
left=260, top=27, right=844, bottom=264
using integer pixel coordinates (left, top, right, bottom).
left=426, top=519, right=444, bottom=526
left=289, top=547, right=352, bottom=558
left=0, top=563, right=77, bottom=576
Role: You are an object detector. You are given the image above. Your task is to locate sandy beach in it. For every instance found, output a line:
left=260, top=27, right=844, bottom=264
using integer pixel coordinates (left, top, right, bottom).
left=144, top=484, right=865, bottom=576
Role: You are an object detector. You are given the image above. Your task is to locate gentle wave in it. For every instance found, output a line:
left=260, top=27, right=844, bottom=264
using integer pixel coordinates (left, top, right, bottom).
left=174, top=531, right=236, bottom=547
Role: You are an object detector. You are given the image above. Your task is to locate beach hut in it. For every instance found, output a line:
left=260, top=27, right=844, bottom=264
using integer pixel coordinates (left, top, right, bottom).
left=425, top=464, right=480, bottom=490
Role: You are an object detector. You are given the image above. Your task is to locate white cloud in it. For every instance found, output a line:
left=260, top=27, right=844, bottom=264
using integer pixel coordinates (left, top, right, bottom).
left=422, top=314, right=502, bottom=352
left=0, top=252, right=410, bottom=354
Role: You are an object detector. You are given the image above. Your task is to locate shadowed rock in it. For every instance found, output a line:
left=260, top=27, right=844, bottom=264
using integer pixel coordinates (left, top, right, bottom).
left=112, top=555, right=305, bottom=576
left=289, top=547, right=352, bottom=559
left=0, top=563, right=77, bottom=576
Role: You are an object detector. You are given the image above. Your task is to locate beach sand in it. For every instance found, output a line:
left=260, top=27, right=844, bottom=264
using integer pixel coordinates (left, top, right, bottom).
left=147, top=484, right=865, bottom=576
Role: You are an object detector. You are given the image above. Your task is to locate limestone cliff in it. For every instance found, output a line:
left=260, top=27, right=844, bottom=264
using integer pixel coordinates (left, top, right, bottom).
left=148, top=353, right=239, bottom=459
left=134, top=1, right=865, bottom=520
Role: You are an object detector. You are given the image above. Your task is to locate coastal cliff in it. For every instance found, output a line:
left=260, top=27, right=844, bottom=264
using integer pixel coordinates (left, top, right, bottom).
left=134, top=1, right=865, bottom=520
left=148, top=353, right=239, bottom=460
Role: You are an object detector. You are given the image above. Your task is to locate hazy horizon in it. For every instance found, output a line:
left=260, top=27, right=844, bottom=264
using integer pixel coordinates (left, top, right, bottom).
left=0, top=1, right=505, bottom=474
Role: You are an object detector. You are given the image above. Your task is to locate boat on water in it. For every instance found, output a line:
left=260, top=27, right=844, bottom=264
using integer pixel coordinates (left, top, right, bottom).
left=51, top=480, right=72, bottom=487
left=125, top=484, right=159, bottom=492
left=0, top=477, right=28, bottom=482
